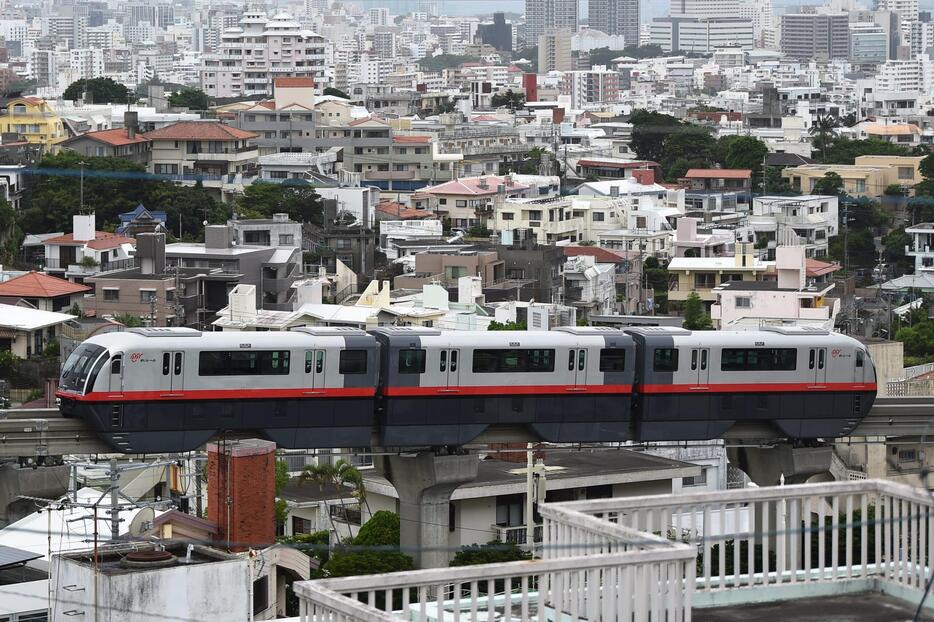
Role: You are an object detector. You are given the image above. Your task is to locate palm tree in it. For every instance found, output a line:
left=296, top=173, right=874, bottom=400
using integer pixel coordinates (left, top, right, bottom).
left=809, top=114, right=841, bottom=162
left=299, top=459, right=367, bottom=539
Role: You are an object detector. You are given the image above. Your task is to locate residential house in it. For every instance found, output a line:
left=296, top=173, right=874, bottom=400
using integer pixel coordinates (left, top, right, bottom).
left=0, top=97, right=66, bottom=150
left=905, top=222, right=934, bottom=272
left=781, top=155, right=926, bottom=197
left=563, top=246, right=643, bottom=314
left=41, top=214, right=135, bottom=283
left=394, top=249, right=505, bottom=289
left=375, top=201, right=437, bottom=222
left=597, top=205, right=680, bottom=259
left=117, top=205, right=167, bottom=237
left=0, top=271, right=89, bottom=312
left=143, top=121, right=258, bottom=200
left=681, top=169, right=753, bottom=207
left=378, top=220, right=444, bottom=261
left=257, top=152, right=340, bottom=182
left=710, top=246, right=839, bottom=329
left=856, top=121, right=922, bottom=147
left=563, top=254, right=617, bottom=318
left=419, top=175, right=533, bottom=229
left=672, top=218, right=734, bottom=258
left=60, top=112, right=150, bottom=164
left=489, top=237, right=566, bottom=304
left=229, top=213, right=302, bottom=248
left=0, top=303, right=74, bottom=357
left=667, top=244, right=774, bottom=310
left=574, top=158, right=663, bottom=181
left=234, top=77, right=318, bottom=155
left=750, top=194, right=839, bottom=259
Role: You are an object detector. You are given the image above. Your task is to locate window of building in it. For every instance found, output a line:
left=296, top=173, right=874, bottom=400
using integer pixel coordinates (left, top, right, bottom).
left=495, top=494, right=523, bottom=527
left=269, top=170, right=288, bottom=179
left=456, top=200, right=467, bottom=207
left=683, top=468, right=708, bottom=487
left=279, top=234, right=294, bottom=245
left=501, top=212, right=514, bottom=220
left=292, top=516, right=312, bottom=535
left=855, top=180, right=867, bottom=193
left=735, top=297, right=751, bottom=308
left=720, top=348, right=797, bottom=372
left=166, top=288, right=176, bottom=302
left=339, top=350, right=367, bottom=374
left=139, top=290, right=156, bottom=303
left=592, top=212, right=605, bottom=222
left=598, top=348, right=626, bottom=372
left=898, top=449, right=918, bottom=463
left=653, top=348, right=678, bottom=372
left=103, top=288, right=119, bottom=302
left=694, top=273, right=716, bottom=288
left=472, top=349, right=555, bottom=373
left=198, top=350, right=290, bottom=376
left=898, top=166, right=915, bottom=180
left=253, top=576, right=269, bottom=615
left=398, top=349, right=426, bottom=374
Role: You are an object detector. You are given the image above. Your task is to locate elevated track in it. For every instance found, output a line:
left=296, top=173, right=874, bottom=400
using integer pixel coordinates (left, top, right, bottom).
left=3, top=397, right=934, bottom=458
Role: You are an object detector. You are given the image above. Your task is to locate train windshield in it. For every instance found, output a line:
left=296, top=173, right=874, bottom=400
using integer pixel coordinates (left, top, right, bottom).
left=60, top=343, right=106, bottom=393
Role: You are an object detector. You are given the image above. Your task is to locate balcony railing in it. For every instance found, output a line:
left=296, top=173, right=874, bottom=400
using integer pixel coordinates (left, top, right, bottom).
left=295, top=479, right=934, bottom=620
left=491, top=524, right=543, bottom=545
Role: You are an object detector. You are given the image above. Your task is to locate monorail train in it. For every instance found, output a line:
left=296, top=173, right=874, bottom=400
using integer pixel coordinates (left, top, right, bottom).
left=55, top=325, right=877, bottom=453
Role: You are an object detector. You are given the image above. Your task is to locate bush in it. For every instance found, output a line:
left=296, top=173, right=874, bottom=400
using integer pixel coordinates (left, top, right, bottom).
left=322, top=511, right=414, bottom=578
left=451, top=541, right=531, bottom=566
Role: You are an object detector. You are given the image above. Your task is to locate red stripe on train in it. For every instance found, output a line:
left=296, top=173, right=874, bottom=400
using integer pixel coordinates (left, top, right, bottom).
left=381, top=384, right=634, bottom=397
left=638, top=382, right=877, bottom=394
left=57, top=387, right=376, bottom=402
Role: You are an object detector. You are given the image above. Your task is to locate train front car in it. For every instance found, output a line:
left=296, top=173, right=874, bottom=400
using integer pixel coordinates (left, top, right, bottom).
left=627, top=326, right=877, bottom=441
left=373, top=326, right=636, bottom=446
left=57, top=327, right=380, bottom=452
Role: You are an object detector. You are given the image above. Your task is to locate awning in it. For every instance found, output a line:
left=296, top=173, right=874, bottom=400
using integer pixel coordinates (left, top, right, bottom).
left=0, top=544, right=41, bottom=569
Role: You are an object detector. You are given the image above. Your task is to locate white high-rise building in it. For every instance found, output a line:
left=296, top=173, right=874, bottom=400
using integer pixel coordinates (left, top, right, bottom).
left=201, top=11, right=328, bottom=98
left=876, top=58, right=932, bottom=91
left=70, top=48, right=105, bottom=80
left=670, top=0, right=741, bottom=19
left=368, top=7, right=389, bottom=27
left=525, top=0, right=578, bottom=45
left=589, top=0, right=639, bottom=47
left=875, top=0, right=919, bottom=22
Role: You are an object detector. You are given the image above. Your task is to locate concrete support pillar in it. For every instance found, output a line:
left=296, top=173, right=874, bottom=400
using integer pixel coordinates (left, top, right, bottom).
left=378, top=452, right=479, bottom=569
left=0, top=463, right=69, bottom=527
left=207, top=438, right=277, bottom=552
left=728, top=445, right=832, bottom=487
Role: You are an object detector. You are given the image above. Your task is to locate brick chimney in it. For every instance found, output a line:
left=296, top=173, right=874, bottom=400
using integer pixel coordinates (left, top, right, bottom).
left=632, top=169, right=655, bottom=185
left=207, top=439, right=276, bottom=552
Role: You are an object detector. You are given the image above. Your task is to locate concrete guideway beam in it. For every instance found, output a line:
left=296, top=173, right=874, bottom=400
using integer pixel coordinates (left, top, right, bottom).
left=728, top=445, right=833, bottom=487
left=377, top=451, right=480, bottom=569
left=0, top=462, right=69, bottom=526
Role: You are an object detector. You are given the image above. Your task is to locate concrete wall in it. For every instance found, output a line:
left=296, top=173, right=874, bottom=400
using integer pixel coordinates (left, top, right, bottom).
left=865, top=340, right=904, bottom=396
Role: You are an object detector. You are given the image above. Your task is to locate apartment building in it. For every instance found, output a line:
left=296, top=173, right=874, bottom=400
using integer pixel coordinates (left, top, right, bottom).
left=200, top=11, right=327, bottom=98
left=781, top=155, right=925, bottom=197
left=0, top=97, right=66, bottom=149
left=235, top=78, right=318, bottom=155
left=394, top=248, right=505, bottom=289
left=667, top=244, right=773, bottom=310
left=419, top=175, right=534, bottom=229
left=649, top=17, right=755, bottom=53
left=525, top=0, right=578, bottom=44
left=780, top=12, right=850, bottom=61
left=42, top=214, right=135, bottom=283
left=750, top=194, right=839, bottom=259
left=561, top=66, right=621, bottom=108
left=905, top=222, right=934, bottom=272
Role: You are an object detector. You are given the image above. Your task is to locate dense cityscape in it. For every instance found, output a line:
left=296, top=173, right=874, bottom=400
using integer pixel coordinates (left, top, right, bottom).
left=0, top=0, right=933, bottom=619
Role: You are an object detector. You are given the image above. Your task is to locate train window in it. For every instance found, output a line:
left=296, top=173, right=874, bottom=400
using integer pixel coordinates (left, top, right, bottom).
left=450, top=350, right=458, bottom=372
left=339, top=350, right=367, bottom=375
left=856, top=350, right=864, bottom=368
left=110, top=355, right=121, bottom=375
left=473, top=349, right=555, bottom=373
left=440, top=350, right=446, bottom=372
left=578, top=349, right=585, bottom=371
left=568, top=350, right=575, bottom=371
left=316, top=351, right=324, bottom=373
left=198, top=350, right=291, bottom=376
left=174, top=352, right=182, bottom=375
left=162, top=353, right=170, bottom=375
left=599, top=349, right=626, bottom=372
left=691, top=350, right=697, bottom=371
left=809, top=349, right=815, bottom=370
left=398, top=349, right=426, bottom=374
left=701, top=350, right=708, bottom=370
left=653, top=349, right=678, bottom=372
left=818, top=349, right=825, bottom=370
left=721, top=348, right=797, bottom=372
left=305, top=351, right=313, bottom=374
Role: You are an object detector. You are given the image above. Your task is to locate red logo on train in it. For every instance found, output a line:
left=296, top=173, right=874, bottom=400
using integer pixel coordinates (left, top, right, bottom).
left=130, top=352, right=143, bottom=363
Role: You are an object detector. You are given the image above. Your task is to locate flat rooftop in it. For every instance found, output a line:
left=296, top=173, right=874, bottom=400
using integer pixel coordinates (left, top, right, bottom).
left=695, top=593, right=933, bottom=622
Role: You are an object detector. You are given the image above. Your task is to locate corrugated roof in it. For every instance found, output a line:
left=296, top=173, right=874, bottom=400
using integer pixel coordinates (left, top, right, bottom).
left=275, top=77, right=315, bottom=87
left=143, top=121, right=257, bottom=141
left=684, top=169, right=752, bottom=180
left=0, top=271, right=90, bottom=297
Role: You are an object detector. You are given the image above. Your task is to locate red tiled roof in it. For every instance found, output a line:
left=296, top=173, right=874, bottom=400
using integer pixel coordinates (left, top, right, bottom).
left=578, top=159, right=659, bottom=169
left=68, top=128, right=150, bottom=147
left=275, top=77, right=315, bottom=88
left=0, top=271, right=90, bottom=297
left=424, top=175, right=530, bottom=196
left=143, top=121, right=257, bottom=141
left=393, top=135, right=431, bottom=144
left=348, top=116, right=389, bottom=126
left=684, top=168, right=752, bottom=180
left=42, top=231, right=135, bottom=250
left=563, top=246, right=636, bottom=264
left=376, top=201, right=437, bottom=220
left=806, top=258, right=841, bottom=277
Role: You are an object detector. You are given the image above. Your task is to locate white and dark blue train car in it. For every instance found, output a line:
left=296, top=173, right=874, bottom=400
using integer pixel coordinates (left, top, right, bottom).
left=626, top=326, right=877, bottom=441
left=56, top=326, right=380, bottom=452
left=372, top=326, right=636, bottom=446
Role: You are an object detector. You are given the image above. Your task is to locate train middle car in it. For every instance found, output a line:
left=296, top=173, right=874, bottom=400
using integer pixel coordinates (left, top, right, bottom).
left=371, top=326, right=636, bottom=445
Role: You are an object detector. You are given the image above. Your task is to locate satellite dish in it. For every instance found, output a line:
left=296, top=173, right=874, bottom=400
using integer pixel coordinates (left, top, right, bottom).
left=128, top=507, right=156, bottom=537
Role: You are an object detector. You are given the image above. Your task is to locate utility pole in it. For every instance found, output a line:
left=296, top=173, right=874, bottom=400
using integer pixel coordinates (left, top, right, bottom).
left=79, top=161, right=86, bottom=211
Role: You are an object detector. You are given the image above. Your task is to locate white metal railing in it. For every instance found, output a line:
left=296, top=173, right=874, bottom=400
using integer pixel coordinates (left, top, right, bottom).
left=295, top=498, right=695, bottom=621
left=294, top=480, right=934, bottom=620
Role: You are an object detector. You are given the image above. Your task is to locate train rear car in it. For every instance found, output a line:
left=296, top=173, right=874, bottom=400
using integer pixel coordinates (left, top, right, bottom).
left=626, top=326, right=877, bottom=441
left=372, top=326, right=635, bottom=446
left=56, top=327, right=379, bottom=452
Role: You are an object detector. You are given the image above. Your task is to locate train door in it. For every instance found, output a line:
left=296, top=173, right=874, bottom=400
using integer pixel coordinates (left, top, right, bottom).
left=160, top=351, right=185, bottom=393
left=574, top=348, right=588, bottom=387
left=304, top=350, right=325, bottom=390
left=691, top=348, right=709, bottom=386
left=108, top=353, right=123, bottom=392
left=809, top=347, right=827, bottom=385
left=440, top=348, right=460, bottom=388
left=854, top=349, right=867, bottom=384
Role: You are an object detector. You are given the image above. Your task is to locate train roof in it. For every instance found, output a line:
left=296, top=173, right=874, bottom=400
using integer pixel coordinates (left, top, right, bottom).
left=82, top=328, right=376, bottom=350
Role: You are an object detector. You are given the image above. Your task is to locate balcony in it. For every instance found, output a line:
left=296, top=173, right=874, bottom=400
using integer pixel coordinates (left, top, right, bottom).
left=295, top=480, right=934, bottom=621
left=491, top=523, right=543, bottom=545
left=364, top=170, right=417, bottom=181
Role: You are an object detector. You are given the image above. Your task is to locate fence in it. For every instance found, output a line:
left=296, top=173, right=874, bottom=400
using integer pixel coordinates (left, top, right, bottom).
left=294, top=480, right=934, bottom=620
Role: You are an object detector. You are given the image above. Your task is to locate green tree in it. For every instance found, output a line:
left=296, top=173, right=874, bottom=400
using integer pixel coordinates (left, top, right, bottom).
left=150, top=180, right=227, bottom=241
left=275, top=459, right=291, bottom=530
left=809, top=114, right=840, bottom=162
left=417, top=54, right=481, bottom=71
left=628, top=109, right=682, bottom=163
left=236, top=180, right=323, bottom=224
left=168, top=87, right=210, bottom=110
left=920, top=153, right=934, bottom=181
left=822, top=138, right=910, bottom=165
left=665, top=157, right=709, bottom=183
left=487, top=320, right=527, bottom=330
left=763, top=166, right=792, bottom=194
left=882, top=227, right=912, bottom=276
left=660, top=128, right=716, bottom=179
left=322, top=511, right=414, bottom=578
left=323, top=87, right=350, bottom=99
left=721, top=136, right=769, bottom=191
left=813, top=172, right=844, bottom=195
left=114, top=313, right=144, bottom=327
left=62, top=77, right=133, bottom=104
left=490, top=89, right=525, bottom=111
left=451, top=541, right=532, bottom=566
left=682, top=291, right=713, bottom=330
